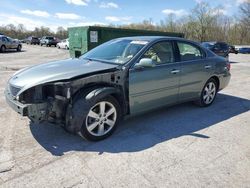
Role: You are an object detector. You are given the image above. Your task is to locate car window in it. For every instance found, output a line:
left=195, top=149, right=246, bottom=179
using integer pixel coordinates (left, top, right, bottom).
left=3, top=37, right=9, bottom=42
left=218, top=43, right=228, bottom=50
left=177, top=42, right=203, bottom=61
left=141, top=41, right=174, bottom=65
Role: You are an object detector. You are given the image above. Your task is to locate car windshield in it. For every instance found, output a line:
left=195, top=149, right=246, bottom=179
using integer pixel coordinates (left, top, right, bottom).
left=81, top=39, right=148, bottom=64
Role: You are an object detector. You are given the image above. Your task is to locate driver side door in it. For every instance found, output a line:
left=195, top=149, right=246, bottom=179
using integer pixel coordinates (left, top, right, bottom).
left=129, top=41, right=180, bottom=114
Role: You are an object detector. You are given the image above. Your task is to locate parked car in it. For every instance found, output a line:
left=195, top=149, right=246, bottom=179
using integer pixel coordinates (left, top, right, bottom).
left=20, top=39, right=26, bottom=43
left=26, top=36, right=40, bottom=45
left=0, top=35, right=22, bottom=52
left=57, top=38, right=69, bottom=49
left=202, top=42, right=229, bottom=59
left=229, top=45, right=238, bottom=54
left=5, top=37, right=231, bottom=141
left=238, top=47, right=250, bottom=54
left=40, top=36, right=58, bottom=47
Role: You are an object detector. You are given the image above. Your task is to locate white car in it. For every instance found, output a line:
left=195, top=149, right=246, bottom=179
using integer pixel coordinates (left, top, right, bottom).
left=57, top=39, right=69, bottom=49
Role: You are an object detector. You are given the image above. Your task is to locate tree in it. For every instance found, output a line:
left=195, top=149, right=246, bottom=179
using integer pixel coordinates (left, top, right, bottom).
left=56, top=26, right=68, bottom=39
left=189, top=2, right=217, bottom=42
left=239, top=2, right=250, bottom=28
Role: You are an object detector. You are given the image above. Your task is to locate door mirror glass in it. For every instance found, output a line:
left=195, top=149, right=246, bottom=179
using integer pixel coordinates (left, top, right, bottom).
left=135, top=58, right=156, bottom=68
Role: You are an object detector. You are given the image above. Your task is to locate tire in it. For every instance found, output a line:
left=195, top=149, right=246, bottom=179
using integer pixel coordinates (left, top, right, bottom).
left=65, top=45, right=69, bottom=50
left=67, top=95, right=121, bottom=141
left=16, top=45, right=21, bottom=52
left=196, top=78, right=218, bottom=107
left=0, top=45, right=6, bottom=53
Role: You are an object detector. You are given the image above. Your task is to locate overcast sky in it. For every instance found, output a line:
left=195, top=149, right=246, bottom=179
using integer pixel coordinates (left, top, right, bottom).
left=0, top=0, right=248, bottom=31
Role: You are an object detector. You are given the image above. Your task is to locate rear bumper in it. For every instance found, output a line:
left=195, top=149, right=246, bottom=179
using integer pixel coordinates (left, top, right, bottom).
left=219, top=72, right=231, bottom=90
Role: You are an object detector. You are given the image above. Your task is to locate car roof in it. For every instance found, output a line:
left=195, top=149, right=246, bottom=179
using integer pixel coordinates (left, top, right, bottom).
left=113, top=36, right=201, bottom=46
left=115, top=36, right=184, bottom=41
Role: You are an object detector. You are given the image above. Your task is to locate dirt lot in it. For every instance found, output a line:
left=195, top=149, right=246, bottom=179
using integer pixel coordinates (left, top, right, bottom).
left=0, top=44, right=249, bottom=187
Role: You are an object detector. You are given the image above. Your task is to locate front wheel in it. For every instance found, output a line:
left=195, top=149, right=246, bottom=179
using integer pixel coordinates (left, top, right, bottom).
left=196, top=78, right=218, bottom=107
left=0, top=45, right=6, bottom=52
left=73, top=96, right=121, bottom=141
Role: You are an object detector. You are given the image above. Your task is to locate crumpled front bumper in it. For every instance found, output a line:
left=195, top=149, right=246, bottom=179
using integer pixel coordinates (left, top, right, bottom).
left=5, top=89, right=29, bottom=116
left=5, top=89, right=48, bottom=123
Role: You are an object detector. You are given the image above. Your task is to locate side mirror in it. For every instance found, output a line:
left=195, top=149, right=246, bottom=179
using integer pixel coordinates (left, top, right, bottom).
left=134, top=58, right=155, bottom=68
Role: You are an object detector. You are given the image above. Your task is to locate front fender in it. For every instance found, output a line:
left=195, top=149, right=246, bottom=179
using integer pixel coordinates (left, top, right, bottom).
left=85, top=87, right=121, bottom=101
left=65, top=87, right=122, bottom=133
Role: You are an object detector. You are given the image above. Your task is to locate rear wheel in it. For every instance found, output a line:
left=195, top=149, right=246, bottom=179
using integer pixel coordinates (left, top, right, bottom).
left=17, top=45, right=21, bottom=52
left=196, top=78, right=218, bottom=107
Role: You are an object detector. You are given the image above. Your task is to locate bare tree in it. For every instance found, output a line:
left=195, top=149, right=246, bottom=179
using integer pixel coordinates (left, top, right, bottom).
left=239, top=2, right=250, bottom=27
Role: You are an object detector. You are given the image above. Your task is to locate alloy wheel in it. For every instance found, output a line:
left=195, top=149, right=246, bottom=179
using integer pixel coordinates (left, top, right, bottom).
left=203, top=82, right=216, bottom=104
left=85, top=101, right=117, bottom=137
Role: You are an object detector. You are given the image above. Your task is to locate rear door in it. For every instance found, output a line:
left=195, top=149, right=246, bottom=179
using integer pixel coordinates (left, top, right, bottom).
left=176, top=41, right=211, bottom=101
left=129, top=41, right=180, bottom=114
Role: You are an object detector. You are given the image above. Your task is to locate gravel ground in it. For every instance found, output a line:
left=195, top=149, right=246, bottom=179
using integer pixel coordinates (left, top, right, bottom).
left=0, top=45, right=249, bottom=187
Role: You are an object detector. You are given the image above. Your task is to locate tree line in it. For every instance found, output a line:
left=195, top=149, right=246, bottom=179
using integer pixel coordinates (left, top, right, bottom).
left=0, top=2, right=249, bottom=45
left=120, top=2, right=250, bottom=45
left=0, top=25, right=68, bottom=40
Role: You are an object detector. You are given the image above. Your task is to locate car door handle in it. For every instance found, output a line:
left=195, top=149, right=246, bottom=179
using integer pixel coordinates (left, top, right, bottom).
left=204, top=65, right=212, bottom=69
left=171, top=69, right=180, bottom=74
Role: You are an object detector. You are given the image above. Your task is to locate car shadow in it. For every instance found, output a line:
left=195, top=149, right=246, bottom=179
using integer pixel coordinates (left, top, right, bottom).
left=1, top=50, right=26, bottom=53
left=29, top=94, right=250, bottom=156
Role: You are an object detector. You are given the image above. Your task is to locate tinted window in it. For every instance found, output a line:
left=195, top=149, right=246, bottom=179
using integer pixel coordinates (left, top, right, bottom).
left=202, top=42, right=214, bottom=49
left=3, top=37, right=9, bottom=42
left=218, top=43, right=228, bottom=50
left=177, top=42, right=203, bottom=61
left=141, top=41, right=174, bottom=65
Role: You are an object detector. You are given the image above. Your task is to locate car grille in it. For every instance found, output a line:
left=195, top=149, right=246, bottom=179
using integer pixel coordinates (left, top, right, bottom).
left=9, top=85, right=21, bottom=96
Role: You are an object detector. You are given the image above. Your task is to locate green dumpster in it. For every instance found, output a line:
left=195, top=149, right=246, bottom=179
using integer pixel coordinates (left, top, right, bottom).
left=68, top=26, right=184, bottom=58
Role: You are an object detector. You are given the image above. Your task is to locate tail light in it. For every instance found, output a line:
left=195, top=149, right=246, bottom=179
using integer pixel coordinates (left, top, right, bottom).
left=226, top=63, right=231, bottom=71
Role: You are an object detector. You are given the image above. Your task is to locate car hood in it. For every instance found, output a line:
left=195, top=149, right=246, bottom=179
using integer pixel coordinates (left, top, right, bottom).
left=9, top=58, right=118, bottom=94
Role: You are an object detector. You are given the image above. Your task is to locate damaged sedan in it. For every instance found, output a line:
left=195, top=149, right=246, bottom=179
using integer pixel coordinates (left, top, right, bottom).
left=5, top=36, right=231, bottom=141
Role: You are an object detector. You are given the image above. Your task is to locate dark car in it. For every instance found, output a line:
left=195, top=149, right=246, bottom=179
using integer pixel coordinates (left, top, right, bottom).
left=5, top=37, right=231, bottom=141
left=202, top=42, right=229, bottom=59
left=229, top=45, right=238, bottom=54
left=239, top=47, right=250, bottom=54
left=26, top=36, right=40, bottom=45
left=40, top=36, right=58, bottom=47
